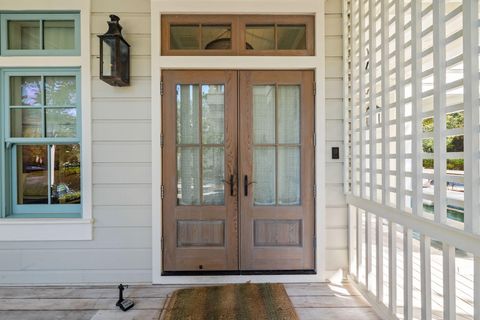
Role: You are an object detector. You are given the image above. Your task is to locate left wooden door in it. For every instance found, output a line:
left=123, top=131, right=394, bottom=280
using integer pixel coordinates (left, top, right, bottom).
left=162, top=70, right=239, bottom=272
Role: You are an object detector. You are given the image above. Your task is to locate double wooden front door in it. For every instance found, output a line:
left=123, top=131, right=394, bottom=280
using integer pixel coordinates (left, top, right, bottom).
left=162, top=70, right=315, bottom=273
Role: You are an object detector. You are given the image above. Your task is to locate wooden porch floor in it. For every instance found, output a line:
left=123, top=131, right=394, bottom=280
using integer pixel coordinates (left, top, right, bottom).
left=0, top=282, right=380, bottom=320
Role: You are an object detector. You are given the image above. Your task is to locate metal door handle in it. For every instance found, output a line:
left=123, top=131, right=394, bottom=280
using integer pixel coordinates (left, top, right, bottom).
left=223, top=174, right=235, bottom=196
left=244, top=175, right=255, bottom=196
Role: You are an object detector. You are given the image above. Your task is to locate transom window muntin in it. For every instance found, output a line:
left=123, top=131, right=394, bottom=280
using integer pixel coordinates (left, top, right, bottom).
left=0, top=13, right=80, bottom=56
left=162, top=15, right=314, bottom=56
left=2, top=69, right=81, bottom=218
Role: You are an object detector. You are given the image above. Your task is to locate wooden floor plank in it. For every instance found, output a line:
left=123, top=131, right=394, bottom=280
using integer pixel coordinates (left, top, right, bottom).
left=290, top=295, right=370, bottom=308
left=296, top=307, right=381, bottom=320
left=0, top=298, right=165, bottom=311
left=0, top=310, right=96, bottom=320
left=90, top=310, right=162, bottom=320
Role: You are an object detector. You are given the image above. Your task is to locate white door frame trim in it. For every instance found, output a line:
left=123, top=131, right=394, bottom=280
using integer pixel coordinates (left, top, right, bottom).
left=150, top=0, right=326, bottom=284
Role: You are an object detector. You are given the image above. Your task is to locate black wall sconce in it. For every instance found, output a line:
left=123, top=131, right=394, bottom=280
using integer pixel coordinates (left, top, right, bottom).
left=98, top=15, right=130, bottom=87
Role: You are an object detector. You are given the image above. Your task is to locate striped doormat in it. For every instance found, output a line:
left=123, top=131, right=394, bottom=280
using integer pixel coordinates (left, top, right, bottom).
left=160, top=283, right=299, bottom=320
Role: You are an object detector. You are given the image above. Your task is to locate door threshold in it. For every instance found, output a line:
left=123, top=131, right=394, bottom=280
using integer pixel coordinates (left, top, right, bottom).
left=162, top=270, right=316, bottom=276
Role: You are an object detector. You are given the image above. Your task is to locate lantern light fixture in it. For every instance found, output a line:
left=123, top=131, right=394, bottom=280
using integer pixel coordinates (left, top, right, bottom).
left=98, top=15, right=130, bottom=87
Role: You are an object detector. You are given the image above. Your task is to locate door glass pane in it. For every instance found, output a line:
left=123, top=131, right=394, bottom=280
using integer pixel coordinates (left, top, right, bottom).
left=203, top=147, right=225, bottom=205
left=278, top=147, right=300, bottom=205
left=277, top=25, right=307, bottom=50
left=177, top=147, right=200, bottom=205
left=202, top=25, right=231, bottom=49
left=170, top=25, right=200, bottom=49
left=177, top=84, right=200, bottom=144
left=51, top=144, right=81, bottom=204
left=202, top=84, right=224, bottom=144
left=45, top=76, right=77, bottom=106
left=10, top=76, right=42, bottom=106
left=246, top=25, right=275, bottom=50
left=8, top=20, right=40, bottom=49
left=10, top=109, right=42, bottom=138
left=254, top=147, right=276, bottom=205
left=278, top=85, right=300, bottom=143
left=46, top=108, right=77, bottom=137
left=253, top=85, right=276, bottom=144
left=43, top=20, right=75, bottom=50
left=17, top=145, right=48, bottom=204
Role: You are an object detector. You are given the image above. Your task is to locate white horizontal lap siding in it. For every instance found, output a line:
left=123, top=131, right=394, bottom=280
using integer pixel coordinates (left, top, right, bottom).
left=0, top=0, right=153, bottom=285
left=325, top=0, right=348, bottom=276
left=89, top=0, right=153, bottom=283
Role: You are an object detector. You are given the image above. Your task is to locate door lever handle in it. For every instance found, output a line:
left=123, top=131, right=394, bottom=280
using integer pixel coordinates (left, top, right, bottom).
left=244, top=175, right=256, bottom=196
left=222, top=174, right=235, bottom=196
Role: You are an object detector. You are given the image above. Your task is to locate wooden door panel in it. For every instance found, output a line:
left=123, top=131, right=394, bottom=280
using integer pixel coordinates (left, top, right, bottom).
left=239, top=70, right=315, bottom=271
left=162, top=70, right=238, bottom=272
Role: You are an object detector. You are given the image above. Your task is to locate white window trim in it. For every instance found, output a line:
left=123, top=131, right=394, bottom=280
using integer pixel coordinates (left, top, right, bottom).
left=150, top=0, right=326, bottom=283
left=0, top=0, right=92, bottom=241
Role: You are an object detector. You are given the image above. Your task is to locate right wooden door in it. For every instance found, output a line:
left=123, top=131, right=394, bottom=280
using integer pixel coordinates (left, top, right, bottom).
left=238, top=70, right=315, bottom=271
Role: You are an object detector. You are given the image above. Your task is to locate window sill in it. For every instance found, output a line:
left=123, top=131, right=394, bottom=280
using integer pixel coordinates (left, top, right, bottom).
left=0, top=218, right=93, bottom=241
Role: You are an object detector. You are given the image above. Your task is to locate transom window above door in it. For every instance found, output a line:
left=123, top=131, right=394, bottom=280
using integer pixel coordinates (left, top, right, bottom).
left=161, top=15, right=314, bottom=56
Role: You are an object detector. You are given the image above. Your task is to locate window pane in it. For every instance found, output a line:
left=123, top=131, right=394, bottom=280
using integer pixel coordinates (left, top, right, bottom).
left=43, top=20, right=75, bottom=50
left=177, top=84, right=199, bottom=144
left=8, top=20, right=40, bottom=49
left=46, top=108, right=77, bottom=137
left=202, top=147, right=224, bottom=205
left=202, top=25, right=231, bottom=49
left=10, top=76, right=42, bottom=106
left=278, top=147, right=300, bottom=205
left=253, top=85, right=276, bottom=144
left=177, top=147, right=200, bottom=205
left=17, top=145, right=48, bottom=204
left=278, top=85, right=300, bottom=143
left=246, top=25, right=275, bottom=50
left=202, top=84, right=224, bottom=144
left=51, top=144, right=81, bottom=204
left=45, top=76, right=77, bottom=106
left=170, top=25, right=200, bottom=49
left=10, top=109, right=42, bottom=138
left=277, top=25, right=306, bottom=50
left=254, top=147, right=276, bottom=205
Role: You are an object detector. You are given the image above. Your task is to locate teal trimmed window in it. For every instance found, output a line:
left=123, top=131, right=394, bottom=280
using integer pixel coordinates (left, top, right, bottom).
left=1, top=68, right=82, bottom=218
left=0, top=13, right=80, bottom=56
